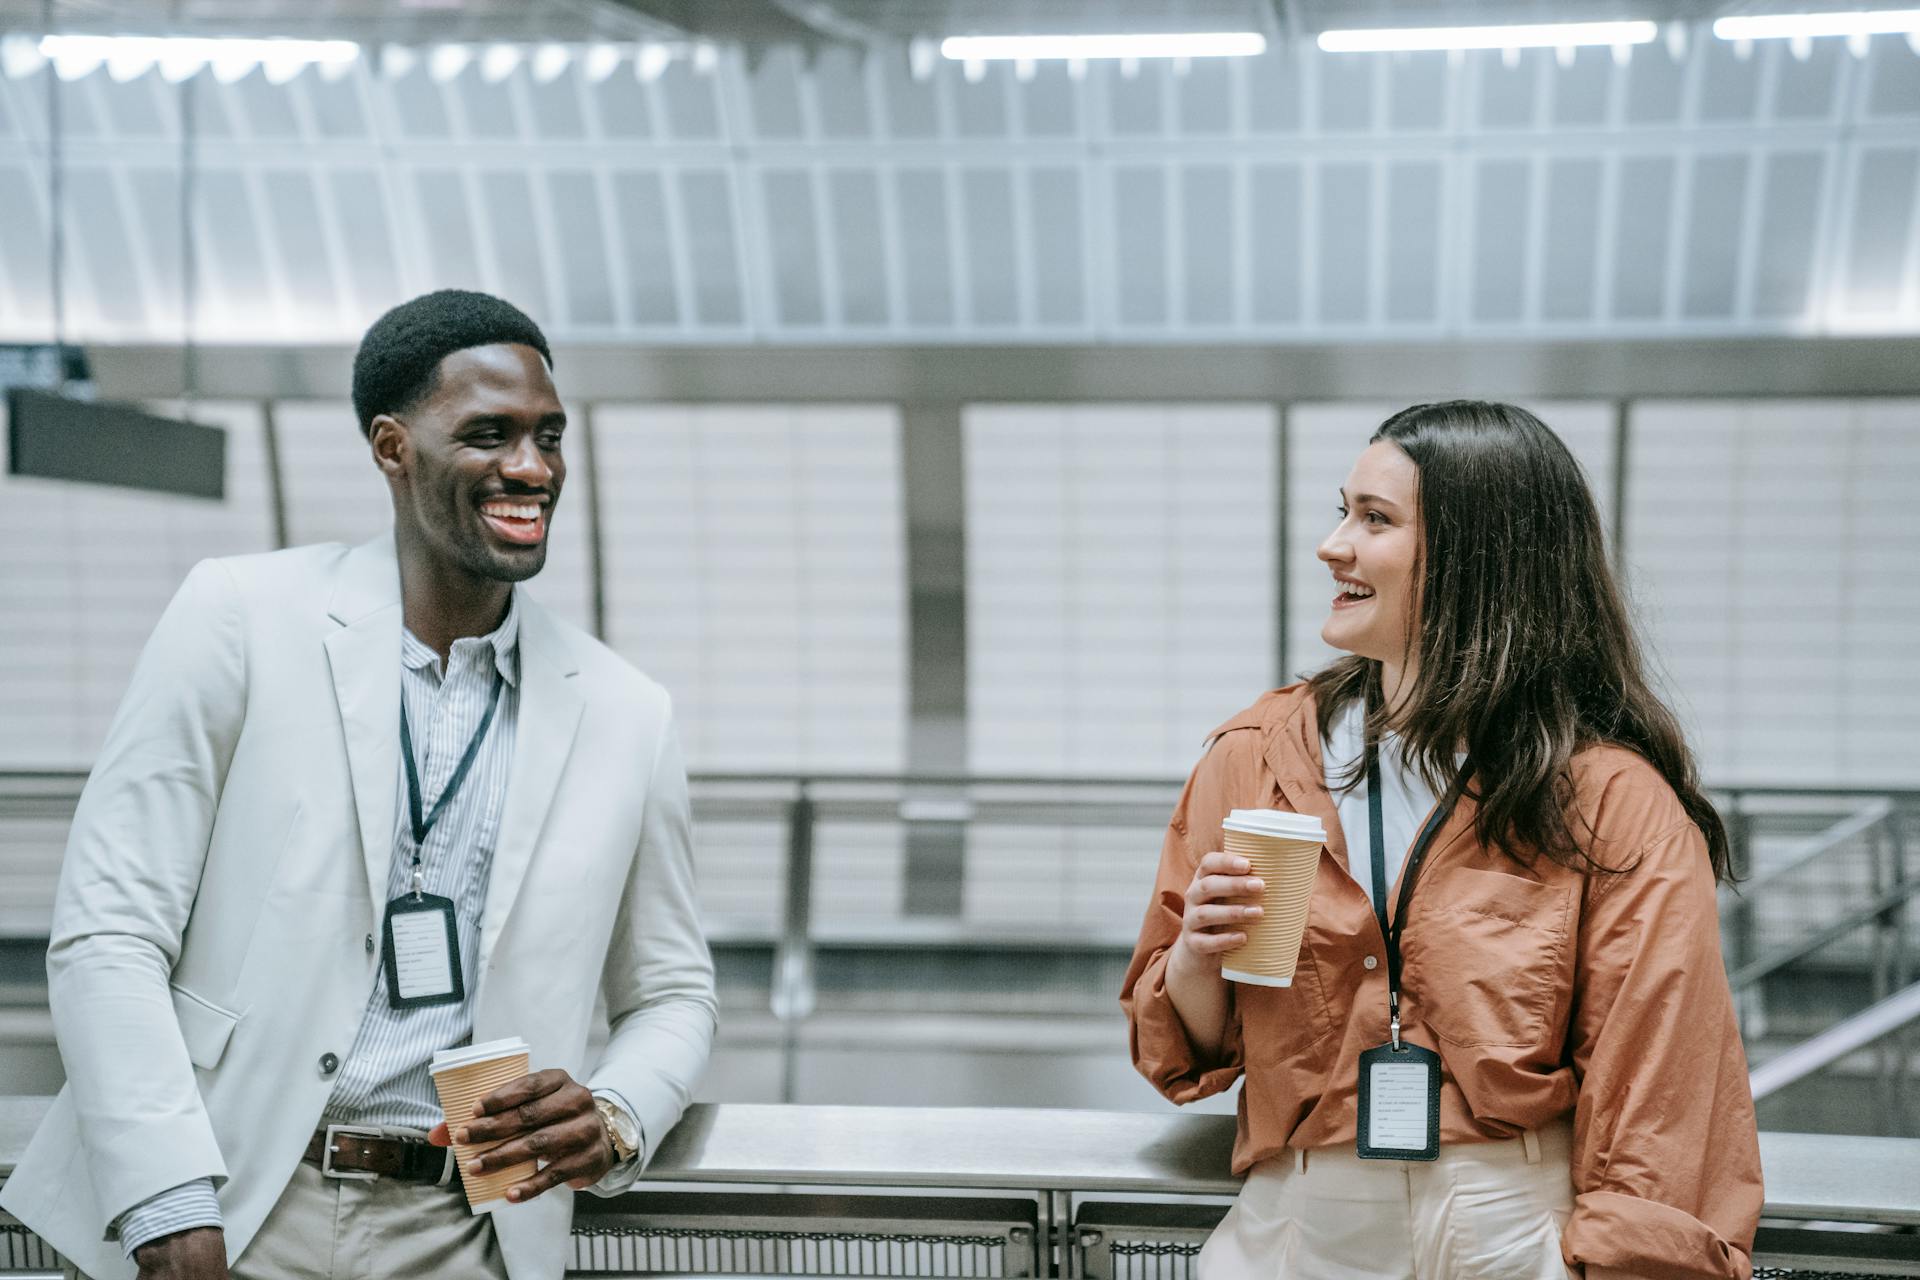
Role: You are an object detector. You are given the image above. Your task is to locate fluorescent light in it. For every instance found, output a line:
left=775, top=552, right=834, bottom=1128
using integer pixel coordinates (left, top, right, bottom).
left=37, top=35, right=358, bottom=83
left=1, top=34, right=46, bottom=78
left=479, top=43, right=521, bottom=83
left=531, top=43, right=572, bottom=83
left=939, top=32, right=1266, bottom=61
left=1713, top=9, right=1920, bottom=40
left=427, top=43, right=471, bottom=82
left=908, top=38, right=938, bottom=81
left=1317, top=21, right=1657, bottom=52
left=158, top=48, right=206, bottom=82
left=582, top=43, right=621, bottom=83
left=106, top=46, right=156, bottom=81
left=635, top=43, right=672, bottom=82
left=379, top=44, right=418, bottom=79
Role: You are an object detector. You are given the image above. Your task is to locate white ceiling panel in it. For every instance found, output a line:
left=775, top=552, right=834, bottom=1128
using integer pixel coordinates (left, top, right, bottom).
left=0, top=29, right=1916, bottom=344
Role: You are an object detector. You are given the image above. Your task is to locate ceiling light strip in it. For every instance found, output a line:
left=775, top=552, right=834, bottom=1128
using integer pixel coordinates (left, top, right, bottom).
left=1712, top=9, right=1920, bottom=39
left=938, top=33, right=1266, bottom=61
left=1316, top=21, right=1658, bottom=53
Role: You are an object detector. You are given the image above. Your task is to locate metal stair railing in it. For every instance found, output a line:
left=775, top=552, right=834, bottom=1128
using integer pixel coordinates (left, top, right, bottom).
left=1751, top=979, right=1920, bottom=1101
left=1722, top=795, right=1914, bottom=1043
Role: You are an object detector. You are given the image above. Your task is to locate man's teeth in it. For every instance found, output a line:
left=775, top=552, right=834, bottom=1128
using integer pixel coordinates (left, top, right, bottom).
left=1339, top=582, right=1374, bottom=598
left=482, top=502, right=540, bottom=521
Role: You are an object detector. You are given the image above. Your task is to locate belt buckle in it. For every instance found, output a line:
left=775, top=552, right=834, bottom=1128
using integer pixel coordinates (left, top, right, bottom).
left=320, top=1124, right=385, bottom=1181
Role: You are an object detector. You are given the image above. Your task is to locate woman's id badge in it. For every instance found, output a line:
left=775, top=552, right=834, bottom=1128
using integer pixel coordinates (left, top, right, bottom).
left=382, top=892, right=465, bottom=1009
left=1355, top=1040, right=1442, bottom=1161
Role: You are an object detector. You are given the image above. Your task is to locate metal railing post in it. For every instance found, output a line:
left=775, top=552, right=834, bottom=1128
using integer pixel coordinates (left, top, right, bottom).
left=772, top=781, right=817, bottom=1105
left=1884, top=806, right=1913, bottom=1126
left=1726, top=796, right=1760, bottom=1039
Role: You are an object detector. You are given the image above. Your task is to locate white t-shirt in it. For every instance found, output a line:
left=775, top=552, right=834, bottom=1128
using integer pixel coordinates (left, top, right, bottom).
left=1321, top=697, right=1444, bottom=913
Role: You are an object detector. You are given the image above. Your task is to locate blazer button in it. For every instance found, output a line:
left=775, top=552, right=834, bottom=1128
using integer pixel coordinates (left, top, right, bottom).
left=319, top=1052, right=340, bottom=1076
left=1362, top=956, right=1379, bottom=971
left=365, top=933, right=376, bottom=954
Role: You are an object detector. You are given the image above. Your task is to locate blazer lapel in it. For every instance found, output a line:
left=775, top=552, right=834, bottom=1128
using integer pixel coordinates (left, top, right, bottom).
left=479, top=598, right=584, bottom=971
left=323, top=535, right=404, bottom=920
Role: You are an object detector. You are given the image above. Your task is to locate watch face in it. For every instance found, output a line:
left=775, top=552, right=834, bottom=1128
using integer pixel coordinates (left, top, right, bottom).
left=597, top=1099, right=639, bottom=1159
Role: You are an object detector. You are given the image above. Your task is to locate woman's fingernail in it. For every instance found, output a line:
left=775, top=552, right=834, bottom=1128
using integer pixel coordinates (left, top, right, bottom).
left=508, top=1188, right=522, bottom=1201
left=467, top=1159, right=485, bottom=1175
left=454, top=1128, right=470, bottom=1144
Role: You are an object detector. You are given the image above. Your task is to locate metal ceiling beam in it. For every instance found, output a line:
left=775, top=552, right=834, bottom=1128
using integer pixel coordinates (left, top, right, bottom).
left=81, top=338, right=1920, bottom=403
left=607, top=0, right=837, bottom=45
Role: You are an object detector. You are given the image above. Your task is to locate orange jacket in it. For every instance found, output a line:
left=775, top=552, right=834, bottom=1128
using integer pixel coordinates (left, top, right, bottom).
left=1122, top=684, right=1763, bottom=1280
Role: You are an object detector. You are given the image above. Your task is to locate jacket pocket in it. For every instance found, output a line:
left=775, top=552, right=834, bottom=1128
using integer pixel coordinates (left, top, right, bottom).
left=1406, top=867, right=1573, bottom=1050
left=1238, top=921, right=1341, bottom=1065
left=170, top=983, right=241, bottom=1070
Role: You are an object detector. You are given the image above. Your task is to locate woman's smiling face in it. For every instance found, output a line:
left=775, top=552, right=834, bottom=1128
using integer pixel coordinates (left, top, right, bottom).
left=1317, top=441, right=1422, bottom=666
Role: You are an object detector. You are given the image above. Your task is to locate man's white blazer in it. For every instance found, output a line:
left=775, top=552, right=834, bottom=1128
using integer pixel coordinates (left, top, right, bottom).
left=0, top=535, right=717, bottom=1280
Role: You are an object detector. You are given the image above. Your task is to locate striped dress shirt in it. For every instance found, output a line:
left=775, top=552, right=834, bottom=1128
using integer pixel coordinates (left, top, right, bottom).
left=118, top=594, right=638, bottom=1255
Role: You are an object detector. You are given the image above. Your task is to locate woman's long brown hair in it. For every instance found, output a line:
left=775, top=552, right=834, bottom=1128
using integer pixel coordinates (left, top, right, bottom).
left=1306, top=400, right=1732, bottom=881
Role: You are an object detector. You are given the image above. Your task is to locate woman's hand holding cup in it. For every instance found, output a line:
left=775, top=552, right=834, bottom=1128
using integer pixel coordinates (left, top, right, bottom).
left=1170, top=851, right=1265, bottom=979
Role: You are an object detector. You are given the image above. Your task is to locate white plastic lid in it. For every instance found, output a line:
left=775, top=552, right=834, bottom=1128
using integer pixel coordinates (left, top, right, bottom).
left=431, top=1036, right=529, bottom=1074
left=1221, top=809, right=1325, bottom=841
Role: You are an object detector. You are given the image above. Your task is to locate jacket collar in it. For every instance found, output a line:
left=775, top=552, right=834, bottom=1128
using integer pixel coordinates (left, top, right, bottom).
left=1209, top=682, right=1477, bottom=886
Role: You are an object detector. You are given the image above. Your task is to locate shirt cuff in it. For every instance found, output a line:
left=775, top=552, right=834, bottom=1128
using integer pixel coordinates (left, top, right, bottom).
left=113, top=1177, right=223, bottom=1258
left=586, top=1088, right=647, bottom=1196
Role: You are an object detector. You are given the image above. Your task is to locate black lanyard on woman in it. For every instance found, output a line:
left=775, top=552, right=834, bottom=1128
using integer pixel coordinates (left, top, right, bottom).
left=1356, top=725, right=1474, bottom=1161
left=1365, top=743, right=1474, bottom=1052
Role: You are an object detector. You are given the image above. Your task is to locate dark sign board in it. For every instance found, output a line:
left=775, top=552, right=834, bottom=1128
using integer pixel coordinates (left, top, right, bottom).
left=7, top=387, right=225, bottom=500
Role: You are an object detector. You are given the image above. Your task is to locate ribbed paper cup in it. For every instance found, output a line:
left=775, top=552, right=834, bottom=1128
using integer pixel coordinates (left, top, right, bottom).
left=431, top=1037, right=534, bottom=1214
left=1217, top=810, right=1326, bottom=988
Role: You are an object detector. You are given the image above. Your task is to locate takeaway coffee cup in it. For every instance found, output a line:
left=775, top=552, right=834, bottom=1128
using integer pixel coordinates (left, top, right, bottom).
left=431, top=1036, right=534, bottom=1213
left=1217, top=810, right=1327, bottom=988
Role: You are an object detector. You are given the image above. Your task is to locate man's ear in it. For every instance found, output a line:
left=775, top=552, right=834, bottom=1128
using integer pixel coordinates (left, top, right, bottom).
left=368, top=414, right=408, bottom=479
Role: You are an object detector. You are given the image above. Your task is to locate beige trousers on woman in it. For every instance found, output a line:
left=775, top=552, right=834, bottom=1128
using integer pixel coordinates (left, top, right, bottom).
left=1198, top=1119, right=1579, bottom=1280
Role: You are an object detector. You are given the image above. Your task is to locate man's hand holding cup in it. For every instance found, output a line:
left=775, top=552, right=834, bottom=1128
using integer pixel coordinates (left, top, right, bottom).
left=428, top=1067, right=614, bottom=1203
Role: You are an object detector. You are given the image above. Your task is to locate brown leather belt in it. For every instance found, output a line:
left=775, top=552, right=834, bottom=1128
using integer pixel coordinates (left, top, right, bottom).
left=303, top=1125, right=457, bottom=1186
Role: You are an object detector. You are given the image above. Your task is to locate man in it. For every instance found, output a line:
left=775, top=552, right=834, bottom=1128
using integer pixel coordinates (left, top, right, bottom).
left=0, top=290, right=717, bottom=1280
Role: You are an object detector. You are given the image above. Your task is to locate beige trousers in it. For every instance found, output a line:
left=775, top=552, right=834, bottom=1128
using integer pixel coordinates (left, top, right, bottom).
left=1198, top=1120, right=1578, bottom=1280
left=228, top=1159, right=510, bottom=1280
left=76, top=1159, right=509, bottom=1280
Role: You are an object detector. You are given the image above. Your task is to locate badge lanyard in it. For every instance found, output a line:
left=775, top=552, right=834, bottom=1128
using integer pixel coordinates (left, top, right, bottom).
left=382, top=672, right=502, bottom=1010
left=1354, top=725, right=1474, bottom=1162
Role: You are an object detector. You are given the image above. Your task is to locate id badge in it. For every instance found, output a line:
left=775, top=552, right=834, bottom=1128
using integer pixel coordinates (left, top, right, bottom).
left=1355, top=1040, right=1442, bottom=1161
left=382, top=893, right=465, bottom=1010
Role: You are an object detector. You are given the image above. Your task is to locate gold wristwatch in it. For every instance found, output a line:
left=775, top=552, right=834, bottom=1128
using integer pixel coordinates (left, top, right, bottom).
left=594, top=1095, right=640, bottom=1164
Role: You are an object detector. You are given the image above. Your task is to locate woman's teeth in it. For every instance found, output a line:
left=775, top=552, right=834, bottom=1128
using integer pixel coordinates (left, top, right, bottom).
left=1338, top=582, right=1374, bottom=599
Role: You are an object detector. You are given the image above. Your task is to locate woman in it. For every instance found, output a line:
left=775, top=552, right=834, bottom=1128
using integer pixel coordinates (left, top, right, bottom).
left=1122, top=402, right=1762, bottom=1279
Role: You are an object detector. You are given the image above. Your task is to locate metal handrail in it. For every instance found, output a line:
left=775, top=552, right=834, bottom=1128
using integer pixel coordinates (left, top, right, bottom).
left=1729, top=876, right=1920, bottom=990
left=1751, top=980, right=1920, bottom=1100
left=4, top=1098, right=1920, bottom=1226
left=1738, top=798, right=1896, bottom=896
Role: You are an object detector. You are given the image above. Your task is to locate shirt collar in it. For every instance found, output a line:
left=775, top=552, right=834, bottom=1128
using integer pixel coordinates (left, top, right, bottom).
left=400, top=589, right=522, bottom=687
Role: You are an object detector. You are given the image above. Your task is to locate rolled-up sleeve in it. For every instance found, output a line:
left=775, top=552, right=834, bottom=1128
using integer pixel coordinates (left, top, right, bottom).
left=1120, top=732, right=1255, bottom=1104
left=1561, top=818, right=1763, bottom=1280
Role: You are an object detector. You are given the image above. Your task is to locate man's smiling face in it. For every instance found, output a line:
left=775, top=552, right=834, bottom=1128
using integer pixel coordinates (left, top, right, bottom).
left=376, top=342, right=566, bottom=584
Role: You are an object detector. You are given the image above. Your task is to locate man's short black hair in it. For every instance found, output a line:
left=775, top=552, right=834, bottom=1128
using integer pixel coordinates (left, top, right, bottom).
left=351, top=289, right=552, bottom=437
